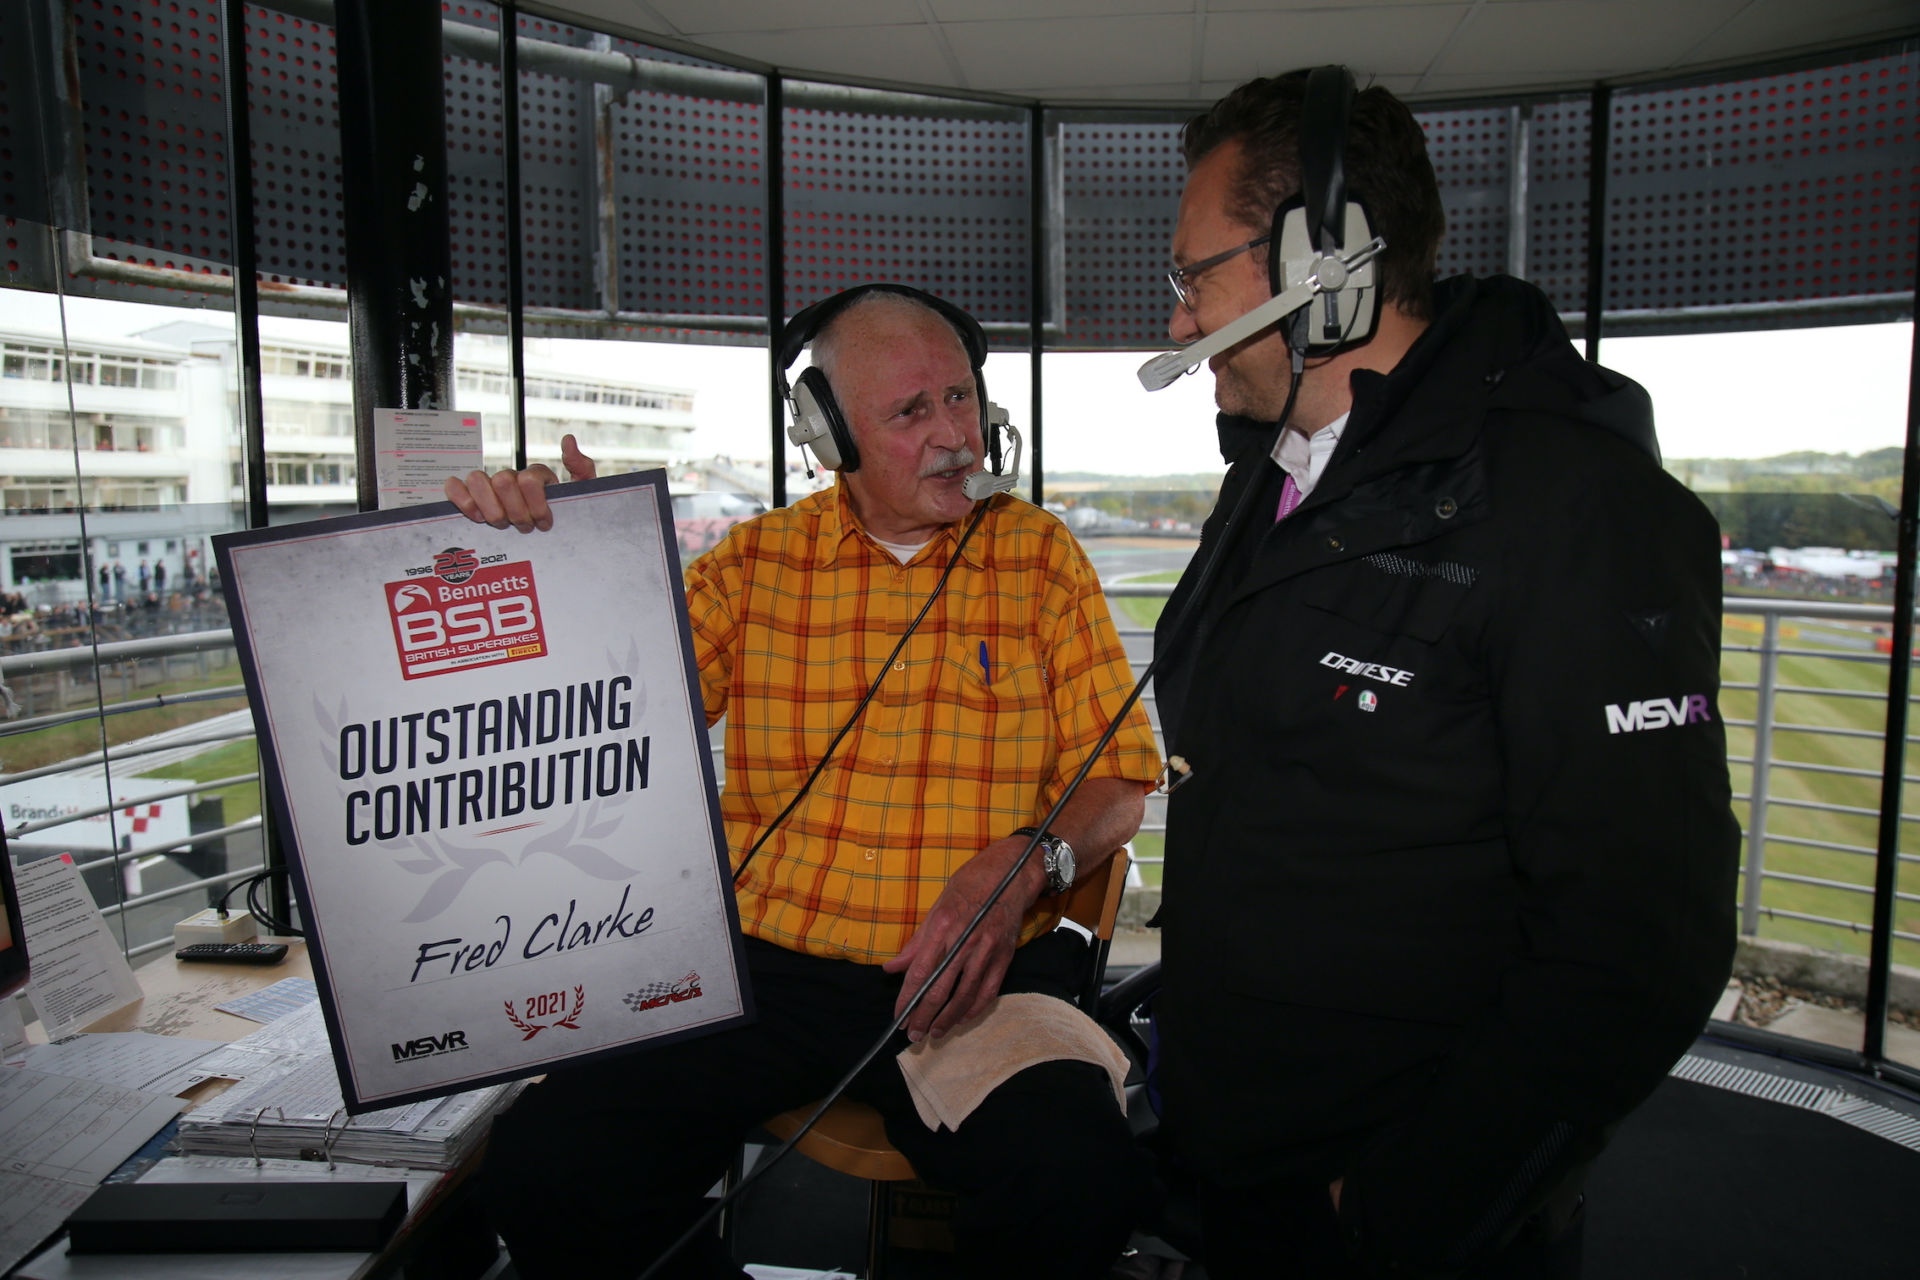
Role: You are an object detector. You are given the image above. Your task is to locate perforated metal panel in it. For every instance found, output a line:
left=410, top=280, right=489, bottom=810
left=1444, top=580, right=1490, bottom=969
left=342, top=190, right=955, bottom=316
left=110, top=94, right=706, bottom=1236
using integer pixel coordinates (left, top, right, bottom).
left=74, top=0, right=234, bottom=277
left=1422, top=105, right=1514, bottom=285
left=1523, top=98, right=1593, bottom=316
left=608, top=34, right=764, bottom=323
left=1056, top=117, right=1184, bottom=351
left=1606, top=56, right=1918, bottom=313
left=784, top=89, right=1030, bottom=336
left=0, top=8, right=52, bottom=227
left=1055, top=104, right=1549, bottom=351
left=512, top=13, right=595, bottom=313
left=6, top=8, right=1911, bottom=341
left=244, top=2, right=341, bottom=288
left=444, top=4, right=508, bottom=311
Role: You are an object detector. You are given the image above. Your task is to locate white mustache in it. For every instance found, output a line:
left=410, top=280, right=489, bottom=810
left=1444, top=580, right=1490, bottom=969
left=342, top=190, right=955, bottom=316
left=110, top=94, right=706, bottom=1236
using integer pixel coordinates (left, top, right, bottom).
left=919, top=447, right=977, bottom=478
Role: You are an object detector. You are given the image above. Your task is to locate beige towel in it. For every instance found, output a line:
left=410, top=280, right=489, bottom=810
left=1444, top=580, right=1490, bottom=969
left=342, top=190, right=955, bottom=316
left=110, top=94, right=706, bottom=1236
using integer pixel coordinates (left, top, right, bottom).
left=896, top=992, right=1131, bottom=1132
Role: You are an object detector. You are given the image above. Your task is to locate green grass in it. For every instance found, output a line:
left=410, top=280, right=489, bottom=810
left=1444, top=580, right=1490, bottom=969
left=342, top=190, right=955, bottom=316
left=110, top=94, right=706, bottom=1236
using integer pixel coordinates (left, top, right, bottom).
left=1718, top=616, right=1920, bottom=968
left=0, top=655, right=251, bottom=775
left=1113, top=570, right=1181, bottom=629
left=34, top=609, right=1914, bottom=968
left=134, top=738, right=264, bottom=826
left=1114, top=587, right=1916, bottom=966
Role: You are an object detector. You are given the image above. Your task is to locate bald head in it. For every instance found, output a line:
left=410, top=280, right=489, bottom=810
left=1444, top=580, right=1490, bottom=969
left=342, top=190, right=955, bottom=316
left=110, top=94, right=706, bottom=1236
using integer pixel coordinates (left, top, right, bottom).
left=810, top=290, right=968, bottom=386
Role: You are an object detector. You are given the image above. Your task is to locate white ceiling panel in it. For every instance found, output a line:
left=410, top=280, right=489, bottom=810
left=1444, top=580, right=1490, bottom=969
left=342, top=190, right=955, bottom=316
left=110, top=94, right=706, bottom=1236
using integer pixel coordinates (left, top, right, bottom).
left=1434, top=1, right=1748, bottom=78
left=945, top=15, right=1198, bottom=91
left=644, top=0, right=927, bottom=35
left=1200, top=7, right=1470, bottom=83
left=1685, top=0, right=1920, bottom=66
left=703, top=25, right=956, bottom=86
left=929, top=0, right=1196, bottom=19
left=532, top=1, right=1919, bottom=103
left=1207, top=0, right=1465, bottom=8
left=1027, top=80, right=1205, bottom=99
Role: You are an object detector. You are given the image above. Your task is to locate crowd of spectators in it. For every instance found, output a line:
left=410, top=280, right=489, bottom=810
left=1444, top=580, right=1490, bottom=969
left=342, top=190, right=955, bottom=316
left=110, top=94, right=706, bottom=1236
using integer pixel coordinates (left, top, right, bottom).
left=0, top=575, right=230, bottom=655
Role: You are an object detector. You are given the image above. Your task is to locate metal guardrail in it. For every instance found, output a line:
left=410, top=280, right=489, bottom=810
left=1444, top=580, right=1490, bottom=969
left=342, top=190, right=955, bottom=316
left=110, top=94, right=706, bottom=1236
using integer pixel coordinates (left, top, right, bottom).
left=1105, top=587, right=1920, bottom=951
left=4, top=594, right=1917, bottom=960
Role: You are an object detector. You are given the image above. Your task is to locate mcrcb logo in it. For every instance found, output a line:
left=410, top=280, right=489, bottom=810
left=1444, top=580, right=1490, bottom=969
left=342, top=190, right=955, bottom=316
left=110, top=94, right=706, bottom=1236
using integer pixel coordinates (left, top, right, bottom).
left=391, top=1029, right=469, bottom=1062
left=1605, top=694, right=1712, bottom=735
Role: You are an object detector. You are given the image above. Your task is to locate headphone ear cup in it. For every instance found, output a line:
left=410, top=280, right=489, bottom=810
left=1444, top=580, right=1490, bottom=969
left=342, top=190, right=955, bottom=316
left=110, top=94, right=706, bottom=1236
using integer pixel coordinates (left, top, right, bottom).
left=792, top=366, right=860, bottom=473
left=974, top=366, right=999, bottom=471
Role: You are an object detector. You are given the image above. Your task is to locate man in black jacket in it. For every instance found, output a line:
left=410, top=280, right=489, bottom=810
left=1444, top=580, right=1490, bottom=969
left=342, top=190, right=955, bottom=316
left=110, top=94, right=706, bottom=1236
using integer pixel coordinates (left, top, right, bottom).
left=1148, top=70, right=1740, bottom=1277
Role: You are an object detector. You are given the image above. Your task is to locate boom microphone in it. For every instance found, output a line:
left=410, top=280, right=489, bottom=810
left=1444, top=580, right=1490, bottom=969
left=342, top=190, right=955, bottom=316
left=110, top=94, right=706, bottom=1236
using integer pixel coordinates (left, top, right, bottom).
left=962, top=410, right=1022, bottom=500
left=1137, top=234, right=1386, bottom=392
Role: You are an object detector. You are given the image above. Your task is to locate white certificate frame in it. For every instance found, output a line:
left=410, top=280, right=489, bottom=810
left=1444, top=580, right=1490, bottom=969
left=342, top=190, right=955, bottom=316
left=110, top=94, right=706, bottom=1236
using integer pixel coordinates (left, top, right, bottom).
left=216, top=471, right=749, bottom=1112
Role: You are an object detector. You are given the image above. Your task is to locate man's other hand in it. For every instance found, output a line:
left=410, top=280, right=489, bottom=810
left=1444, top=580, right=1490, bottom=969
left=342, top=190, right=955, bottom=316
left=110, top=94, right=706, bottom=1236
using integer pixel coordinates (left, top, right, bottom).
left=882, top=835, right=1045, bottom=1042
left=443, top=434, right=598, bottom=532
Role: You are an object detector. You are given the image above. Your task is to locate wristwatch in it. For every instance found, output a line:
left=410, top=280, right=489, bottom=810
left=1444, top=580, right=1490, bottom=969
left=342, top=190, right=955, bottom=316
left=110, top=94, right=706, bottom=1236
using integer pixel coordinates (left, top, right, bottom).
left=1013, top=826, right=1075, bottom=896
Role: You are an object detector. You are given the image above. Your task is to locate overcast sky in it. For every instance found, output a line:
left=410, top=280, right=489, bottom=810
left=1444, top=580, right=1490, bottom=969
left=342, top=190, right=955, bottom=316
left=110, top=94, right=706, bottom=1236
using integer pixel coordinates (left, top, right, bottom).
left=23, top=294, right=1913, bottom=479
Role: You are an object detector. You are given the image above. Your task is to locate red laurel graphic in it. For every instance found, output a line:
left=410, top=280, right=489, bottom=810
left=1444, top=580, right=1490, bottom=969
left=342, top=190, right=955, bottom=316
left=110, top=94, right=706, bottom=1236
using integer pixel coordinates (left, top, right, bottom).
left=385, top=559, right=547, bottom=680
left=504, top=985, right=585, bottom=1040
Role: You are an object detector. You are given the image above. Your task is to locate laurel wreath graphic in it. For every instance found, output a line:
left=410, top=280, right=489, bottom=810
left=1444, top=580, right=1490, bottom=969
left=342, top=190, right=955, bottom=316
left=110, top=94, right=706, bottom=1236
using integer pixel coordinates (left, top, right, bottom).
left=504, top=985, right=585, bottom=1040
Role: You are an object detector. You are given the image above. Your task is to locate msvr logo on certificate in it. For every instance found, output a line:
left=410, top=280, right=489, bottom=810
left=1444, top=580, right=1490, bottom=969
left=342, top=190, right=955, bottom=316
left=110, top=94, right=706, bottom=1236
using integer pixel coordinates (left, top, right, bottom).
left=386, top=553, right=547, bottom=679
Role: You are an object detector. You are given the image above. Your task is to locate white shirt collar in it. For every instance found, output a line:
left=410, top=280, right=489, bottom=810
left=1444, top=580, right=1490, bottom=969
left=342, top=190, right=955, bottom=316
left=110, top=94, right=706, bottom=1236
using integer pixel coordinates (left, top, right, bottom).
left=1270, top=411, right=1351, bottom=501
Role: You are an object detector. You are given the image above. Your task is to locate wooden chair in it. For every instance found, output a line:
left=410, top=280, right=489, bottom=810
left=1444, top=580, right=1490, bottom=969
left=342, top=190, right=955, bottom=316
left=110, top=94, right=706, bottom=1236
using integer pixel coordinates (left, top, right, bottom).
left=749, top=847, right=1133, bottom=1278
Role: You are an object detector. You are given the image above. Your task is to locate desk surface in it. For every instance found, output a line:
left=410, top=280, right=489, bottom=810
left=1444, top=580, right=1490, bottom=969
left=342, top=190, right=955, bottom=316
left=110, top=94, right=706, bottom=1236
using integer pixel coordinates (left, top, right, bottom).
left=13, top=941, right=498, bottom=1280
left=85, top=941, right=313, bottom=1041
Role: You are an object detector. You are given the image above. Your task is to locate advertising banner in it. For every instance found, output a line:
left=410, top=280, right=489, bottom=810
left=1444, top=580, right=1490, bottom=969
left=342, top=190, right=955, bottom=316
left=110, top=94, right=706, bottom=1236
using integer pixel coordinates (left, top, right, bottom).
left=216, top=472, right=747, bottom=1111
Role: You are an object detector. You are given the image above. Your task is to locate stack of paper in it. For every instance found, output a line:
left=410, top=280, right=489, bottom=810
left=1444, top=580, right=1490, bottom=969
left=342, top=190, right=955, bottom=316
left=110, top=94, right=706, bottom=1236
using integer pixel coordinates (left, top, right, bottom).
left=172, top=1001, right=521, bottom=1170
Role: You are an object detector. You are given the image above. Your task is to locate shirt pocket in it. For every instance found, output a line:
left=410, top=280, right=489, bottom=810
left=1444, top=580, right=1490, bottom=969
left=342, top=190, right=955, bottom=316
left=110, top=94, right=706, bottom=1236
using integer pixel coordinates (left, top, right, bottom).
left=926, top=638, right=1054, bottom=798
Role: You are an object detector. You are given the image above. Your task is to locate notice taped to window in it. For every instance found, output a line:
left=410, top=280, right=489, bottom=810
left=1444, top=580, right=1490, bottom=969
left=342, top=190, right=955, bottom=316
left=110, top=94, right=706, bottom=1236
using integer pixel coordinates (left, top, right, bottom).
left=214, top=471, right=748, bottom=1112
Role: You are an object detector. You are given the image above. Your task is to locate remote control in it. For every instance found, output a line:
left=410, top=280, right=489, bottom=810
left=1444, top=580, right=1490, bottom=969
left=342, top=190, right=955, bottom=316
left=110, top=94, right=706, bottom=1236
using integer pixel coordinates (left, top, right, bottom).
left=174, top=942, right=290, bottom=965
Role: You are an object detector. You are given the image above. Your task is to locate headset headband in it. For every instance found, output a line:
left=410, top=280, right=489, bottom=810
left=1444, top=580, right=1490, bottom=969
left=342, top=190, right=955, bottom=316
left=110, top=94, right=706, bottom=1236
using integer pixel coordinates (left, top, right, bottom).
left=1299, top=65, right=1355, bottom=257
left=777, top=283, right=988, bottom=374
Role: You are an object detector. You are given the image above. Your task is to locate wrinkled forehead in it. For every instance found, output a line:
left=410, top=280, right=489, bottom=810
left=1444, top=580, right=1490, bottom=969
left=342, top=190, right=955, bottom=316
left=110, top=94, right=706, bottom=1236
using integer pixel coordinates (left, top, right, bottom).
left=829, top=307, right=977, bottom=416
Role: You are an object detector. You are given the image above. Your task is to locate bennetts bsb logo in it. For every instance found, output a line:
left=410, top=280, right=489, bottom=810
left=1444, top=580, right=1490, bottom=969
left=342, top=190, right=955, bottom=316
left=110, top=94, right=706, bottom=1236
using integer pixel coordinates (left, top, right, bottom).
left=386, top=546, right=547, bottom=681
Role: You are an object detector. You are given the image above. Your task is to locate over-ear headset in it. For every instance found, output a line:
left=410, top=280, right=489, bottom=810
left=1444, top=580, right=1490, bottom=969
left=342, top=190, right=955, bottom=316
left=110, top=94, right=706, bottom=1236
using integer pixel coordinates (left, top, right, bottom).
left=1137, top=65, right=1386, bottom=391
left=1272, top=65, right=1379, bottom=355
left=777, top=282, right=1000, bottom=475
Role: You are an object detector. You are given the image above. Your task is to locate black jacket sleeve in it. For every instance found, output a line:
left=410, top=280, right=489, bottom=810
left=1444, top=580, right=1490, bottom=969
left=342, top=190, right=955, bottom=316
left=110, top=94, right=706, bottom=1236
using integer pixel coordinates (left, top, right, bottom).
left=1337, top=428, right=1740, bottom=1274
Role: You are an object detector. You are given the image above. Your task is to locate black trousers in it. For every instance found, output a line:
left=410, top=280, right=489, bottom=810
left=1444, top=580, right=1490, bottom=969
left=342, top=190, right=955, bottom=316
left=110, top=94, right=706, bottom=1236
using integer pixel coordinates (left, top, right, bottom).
left=479, top=932, right=1147, bottom=1280
left=1198, top=1176, right=1584, bottom=1280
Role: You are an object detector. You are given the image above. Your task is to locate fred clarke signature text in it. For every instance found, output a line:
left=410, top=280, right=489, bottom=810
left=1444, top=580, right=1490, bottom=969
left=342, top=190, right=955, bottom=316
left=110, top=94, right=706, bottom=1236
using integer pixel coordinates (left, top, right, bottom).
left=409, top=882, right=654, bottom=983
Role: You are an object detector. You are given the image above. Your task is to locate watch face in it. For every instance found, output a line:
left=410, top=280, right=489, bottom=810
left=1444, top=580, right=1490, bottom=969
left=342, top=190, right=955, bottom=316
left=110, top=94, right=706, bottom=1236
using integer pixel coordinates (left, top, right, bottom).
left=1044, top=838, right=1074, bottom=893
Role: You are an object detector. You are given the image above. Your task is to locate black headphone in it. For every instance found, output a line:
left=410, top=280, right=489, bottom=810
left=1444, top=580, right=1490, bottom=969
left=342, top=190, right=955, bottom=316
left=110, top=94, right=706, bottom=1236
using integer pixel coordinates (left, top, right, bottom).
left=1270, top=65, right=1379, bottom=355
left=777, top=283, right=997, bottom=474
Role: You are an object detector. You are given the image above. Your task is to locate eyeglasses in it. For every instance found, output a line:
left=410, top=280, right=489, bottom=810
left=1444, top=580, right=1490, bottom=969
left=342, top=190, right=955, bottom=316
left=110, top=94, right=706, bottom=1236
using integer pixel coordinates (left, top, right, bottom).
left=1166, top=234, right=1271, bottom=310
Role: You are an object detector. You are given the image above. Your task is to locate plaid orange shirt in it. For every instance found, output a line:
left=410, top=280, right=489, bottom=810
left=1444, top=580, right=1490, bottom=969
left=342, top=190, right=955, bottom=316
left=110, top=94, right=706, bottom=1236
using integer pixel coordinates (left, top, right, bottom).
left=684, top=484, right=1161, bottom=963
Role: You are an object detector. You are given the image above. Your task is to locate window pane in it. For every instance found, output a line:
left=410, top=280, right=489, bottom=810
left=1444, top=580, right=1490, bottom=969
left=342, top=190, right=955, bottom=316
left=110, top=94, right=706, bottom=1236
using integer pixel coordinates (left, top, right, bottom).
left=1609, top=320, right=1918, bottom=1068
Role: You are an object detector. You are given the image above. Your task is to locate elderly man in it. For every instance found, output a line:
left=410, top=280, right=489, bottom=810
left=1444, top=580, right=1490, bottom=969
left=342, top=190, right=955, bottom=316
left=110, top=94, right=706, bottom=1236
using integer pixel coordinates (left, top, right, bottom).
left=1145, top=69, right=1739, bottom=1277
left=450, top=285, right=1160, bottom=1279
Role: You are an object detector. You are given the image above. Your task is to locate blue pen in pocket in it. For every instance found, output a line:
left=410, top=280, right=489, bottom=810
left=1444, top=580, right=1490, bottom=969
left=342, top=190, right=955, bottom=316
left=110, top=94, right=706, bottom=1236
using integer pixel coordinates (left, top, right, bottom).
left=978, top=640, right=991, bottom=683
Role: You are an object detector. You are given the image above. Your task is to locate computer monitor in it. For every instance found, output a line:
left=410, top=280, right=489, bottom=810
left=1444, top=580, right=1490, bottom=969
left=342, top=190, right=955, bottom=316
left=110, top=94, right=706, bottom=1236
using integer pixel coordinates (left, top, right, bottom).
left=0, top=827, right=29, bottom=1000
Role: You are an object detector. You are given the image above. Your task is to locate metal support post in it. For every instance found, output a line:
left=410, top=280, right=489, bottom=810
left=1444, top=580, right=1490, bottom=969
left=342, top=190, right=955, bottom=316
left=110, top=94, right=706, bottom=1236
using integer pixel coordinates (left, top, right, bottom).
left=1582, top=83, right=1610, bottom=363
left=334, top=0, right=455, bottom=513
left=1863, top=268, right=1920, bottom=1063
left=1741, top=613, right=1780, bottom=937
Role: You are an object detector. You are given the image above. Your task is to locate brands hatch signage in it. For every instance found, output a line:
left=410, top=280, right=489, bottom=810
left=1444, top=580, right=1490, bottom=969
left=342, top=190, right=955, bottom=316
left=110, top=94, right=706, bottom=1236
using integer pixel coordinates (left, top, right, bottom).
left=215, top=470, right=749, bottom=1113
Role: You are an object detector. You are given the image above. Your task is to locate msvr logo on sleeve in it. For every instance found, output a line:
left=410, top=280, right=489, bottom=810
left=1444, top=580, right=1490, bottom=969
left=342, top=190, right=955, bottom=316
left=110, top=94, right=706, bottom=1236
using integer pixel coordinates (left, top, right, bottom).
left=1605, top=694, right=1712, bottom=734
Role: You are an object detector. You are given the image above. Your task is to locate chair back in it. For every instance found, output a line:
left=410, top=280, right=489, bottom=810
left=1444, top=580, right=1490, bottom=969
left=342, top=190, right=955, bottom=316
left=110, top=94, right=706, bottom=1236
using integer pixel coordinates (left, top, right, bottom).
left=1056, top=846, right=1129, bottom=941
left=1055, top=847, right=1130, bottom=1011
